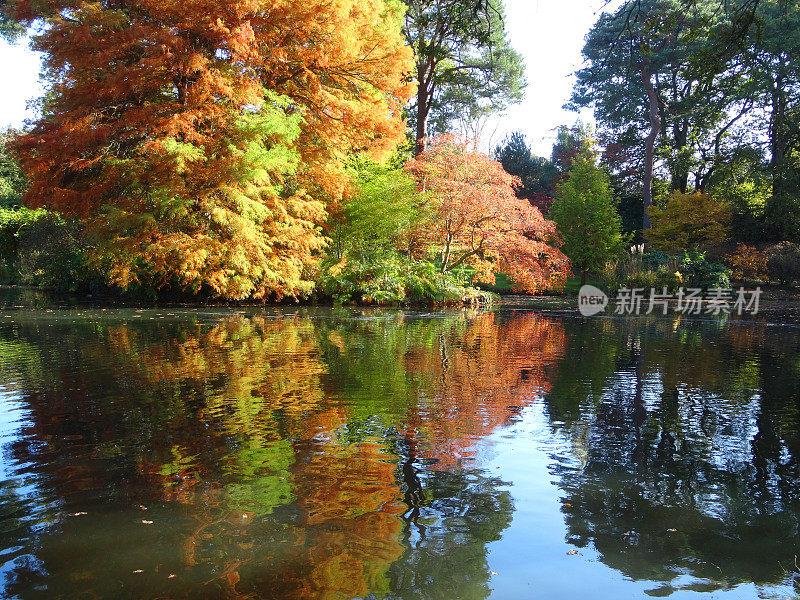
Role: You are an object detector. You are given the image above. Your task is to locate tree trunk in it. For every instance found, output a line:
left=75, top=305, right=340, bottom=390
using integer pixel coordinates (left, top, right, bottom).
left=441, top=233, right=451, bottom=273
left=640, top=66, right=661, bottom=232
left=770, top=57, right=787, bottom=199
left=415, top=64, right=430, bottom=155
left=671, top=120, right=689, bottom=193
left=581, top=269, right=587, bottom=287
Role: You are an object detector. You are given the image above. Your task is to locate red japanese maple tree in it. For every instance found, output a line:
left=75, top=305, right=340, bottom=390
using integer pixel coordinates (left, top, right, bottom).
left=405, top=135, right=571, bottom=293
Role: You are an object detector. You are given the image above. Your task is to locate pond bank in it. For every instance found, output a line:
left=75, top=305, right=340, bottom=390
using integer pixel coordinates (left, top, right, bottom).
left=3, top=284, right=800, bottom=324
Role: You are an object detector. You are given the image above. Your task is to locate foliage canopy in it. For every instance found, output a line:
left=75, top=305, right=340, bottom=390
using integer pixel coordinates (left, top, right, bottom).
left=405, top=135, right=570, bottom=293
left=646, top=191, right=731, bottom=252
left=11, top=0, right=414, bottom=299
left=403, top=0, right=525, bottom=151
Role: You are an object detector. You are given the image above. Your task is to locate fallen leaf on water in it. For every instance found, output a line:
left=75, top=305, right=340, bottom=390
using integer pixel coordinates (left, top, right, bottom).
left=168, top=574, right=177, bottom=579
left=490, top=571, right=499, bottom=576
left=567, top=550, right=582, bottom=556
left=667, top=528, right=677, bottom=532
left=141, top=520, right=153, bottom=525
left=71, top=512, right=88, bottom=516
left=623, top=531, right=634, bottom=536
left=133, top=570, right=143, bottom=574
left=139, top=505, right=148, bottom=511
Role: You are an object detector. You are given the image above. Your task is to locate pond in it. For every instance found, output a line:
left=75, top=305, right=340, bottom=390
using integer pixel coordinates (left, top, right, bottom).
left=0, top=304, right=799, bottom=599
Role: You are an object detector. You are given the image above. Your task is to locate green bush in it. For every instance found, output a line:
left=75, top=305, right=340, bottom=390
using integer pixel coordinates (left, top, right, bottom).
left=601, top=249, right=731, bottom=292
left=0, top=207, right=91, bottom=291
left=641, top=250, right=671, bottom=269
left=602, top=251, right=682, bottom=292
left=316, top=250, right=476, bottom=305
left=0, top=129, right=25, bottom=209
left=765, top=242, right=800, bottom=286
left=622, top=267, right=683, bottom=292
left=327, top=157, right=423, bottom=260
left=318, top=156, right=499, bottom=306
left=0, top=207, right=39, bottom=283
left=679, top=249, right=731, bottom=289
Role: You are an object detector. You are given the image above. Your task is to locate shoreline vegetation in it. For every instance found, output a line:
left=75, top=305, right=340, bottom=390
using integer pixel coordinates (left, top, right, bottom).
left=1, top=0, right=799, bottom=307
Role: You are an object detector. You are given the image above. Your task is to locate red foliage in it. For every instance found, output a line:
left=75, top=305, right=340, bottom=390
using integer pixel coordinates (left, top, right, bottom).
left=405, top=135, right=571, bottom=293
left=530, top=192, right=554, bottom=214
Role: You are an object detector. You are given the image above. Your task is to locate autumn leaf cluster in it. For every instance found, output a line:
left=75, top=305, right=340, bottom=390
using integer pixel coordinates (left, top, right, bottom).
left=405, top=135, right=570, bottom=293
left=10, top=0, right=414, bottom=299
left=646, top=191, right=731, bottom=253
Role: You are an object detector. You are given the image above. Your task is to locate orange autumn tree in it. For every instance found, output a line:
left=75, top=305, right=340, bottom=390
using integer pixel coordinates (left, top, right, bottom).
left=405, top=135, right=571, bottom=293
left=250, top=0, right=414, bottom=201
left=11, top=0, right=413, bottom=299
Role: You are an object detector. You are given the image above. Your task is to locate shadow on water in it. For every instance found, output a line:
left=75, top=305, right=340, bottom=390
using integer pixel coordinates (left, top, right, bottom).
left=0, top=305, right=798, bottom=598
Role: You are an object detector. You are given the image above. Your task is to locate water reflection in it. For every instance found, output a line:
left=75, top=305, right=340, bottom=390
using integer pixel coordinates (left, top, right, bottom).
left=0, top=310, right=555, bottom=599
left=0, top=308, right=798, bottom=598
left=547, top=319, right=800, bottom=596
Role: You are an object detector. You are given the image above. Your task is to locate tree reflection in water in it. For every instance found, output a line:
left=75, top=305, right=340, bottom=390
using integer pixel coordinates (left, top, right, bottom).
left=1, top=310, right=800, bottom=598
left=546, top=319, right=800, bottom=596
left=0, top=310, right=556, bottom=599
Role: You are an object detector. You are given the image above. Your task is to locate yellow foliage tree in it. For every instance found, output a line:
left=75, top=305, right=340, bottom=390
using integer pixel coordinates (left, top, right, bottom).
left=646, top=191, right=730, bottom=252
left=11, top=0, right=414, bottom=299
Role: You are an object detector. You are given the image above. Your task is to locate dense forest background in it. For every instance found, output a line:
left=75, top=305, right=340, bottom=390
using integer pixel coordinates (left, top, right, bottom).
left=0, top=0, right=798, bottom=303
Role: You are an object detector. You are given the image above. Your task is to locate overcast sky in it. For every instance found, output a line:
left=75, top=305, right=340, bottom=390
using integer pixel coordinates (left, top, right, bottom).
left=0, top=0, right=618, bottom=158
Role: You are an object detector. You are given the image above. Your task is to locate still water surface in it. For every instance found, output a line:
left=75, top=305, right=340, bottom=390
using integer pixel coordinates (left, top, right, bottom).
left=0, top=305, right=799, bottom=599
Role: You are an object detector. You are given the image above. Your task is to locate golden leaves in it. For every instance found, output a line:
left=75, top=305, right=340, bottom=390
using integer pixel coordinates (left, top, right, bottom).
left=14, top=0, right=413, bottom=299
left=646, top=191, right=731, bottom=253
